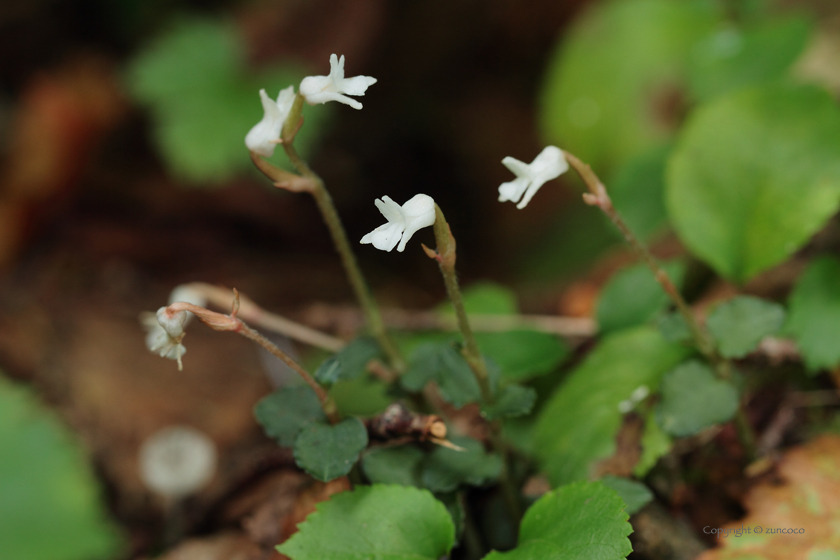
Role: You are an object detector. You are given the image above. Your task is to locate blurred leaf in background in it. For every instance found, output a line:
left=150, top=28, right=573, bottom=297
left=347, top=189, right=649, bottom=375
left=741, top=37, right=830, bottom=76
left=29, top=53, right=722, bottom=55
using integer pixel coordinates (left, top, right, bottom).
left=127, top=18, right=329, bottom=184
left=687, top=15, right=812, bottom=102
left=0, top=376, right=123, bottom=560
left=539, top=0, right=717, bottom=173
left=666, top=84, right=840, bottom=283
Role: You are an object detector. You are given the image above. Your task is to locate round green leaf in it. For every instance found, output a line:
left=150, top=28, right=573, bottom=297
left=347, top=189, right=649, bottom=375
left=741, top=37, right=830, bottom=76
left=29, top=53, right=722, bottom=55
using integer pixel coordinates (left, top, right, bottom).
left=539, top=0, right=717, bottom=171
left=0, top=377, right=123, bottom=560
left=706, top=295, right=786, bottom=358
left=655, top=360, right=739, bottom=436
left=254, top=385, right=326, bottom=447
left=277, top=484, right=455, bottom=560
left=786, top=257, right=840, bottom=372
left=484, top=481, right=632, bottom=560
left=293, top=418, right=368, bottom=482
left=667, top=84, right=840, bottom=283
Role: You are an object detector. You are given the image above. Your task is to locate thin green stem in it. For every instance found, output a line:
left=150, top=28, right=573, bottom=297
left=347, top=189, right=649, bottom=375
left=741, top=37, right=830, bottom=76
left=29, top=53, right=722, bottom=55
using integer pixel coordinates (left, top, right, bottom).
left=426, top=204, right=524, bottom=524
left=563, top=150, right=755, bottom=457
left=278, top=94, right=405, bottom=371
left=237, top=321, right=340, bottom=423
left=429, top=204, right=493, bottom=403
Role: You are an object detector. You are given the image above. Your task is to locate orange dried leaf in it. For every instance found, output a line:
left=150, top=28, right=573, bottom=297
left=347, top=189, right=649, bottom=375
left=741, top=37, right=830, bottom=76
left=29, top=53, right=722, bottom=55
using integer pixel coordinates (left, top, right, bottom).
left=699, top=435, right=840, bottom=560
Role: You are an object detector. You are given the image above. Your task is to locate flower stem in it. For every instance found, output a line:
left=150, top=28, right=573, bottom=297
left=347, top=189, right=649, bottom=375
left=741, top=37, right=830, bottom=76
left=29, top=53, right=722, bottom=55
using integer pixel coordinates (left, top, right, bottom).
left=425, top=204, right=523, bottom=522
left=427, top=204, right=493, bottom=403
left=563, top=150, right=756, bottom=456
left=167, top=300, right=339, bottom=423
left=278, top=94, right=405, bottom=371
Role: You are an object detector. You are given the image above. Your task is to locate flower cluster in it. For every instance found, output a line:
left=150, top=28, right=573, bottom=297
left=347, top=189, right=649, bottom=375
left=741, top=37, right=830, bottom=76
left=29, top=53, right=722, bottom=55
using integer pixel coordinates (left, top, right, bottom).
left=245, top=54, right=376, bottom=156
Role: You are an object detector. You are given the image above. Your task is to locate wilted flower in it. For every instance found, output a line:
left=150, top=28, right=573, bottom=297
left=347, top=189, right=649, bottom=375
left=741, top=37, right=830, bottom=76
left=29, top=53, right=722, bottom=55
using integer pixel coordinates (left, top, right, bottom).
left=245, top=86, right=296, bottom=157
left=299, top=54, right=377, bottom=110
left=361, top=194, right=436, bottom=252
left=139, top=426, right=217, bottom=499
left=142, top=285, right=206, bottom=369
left=498, top=146, right=568, bottom=209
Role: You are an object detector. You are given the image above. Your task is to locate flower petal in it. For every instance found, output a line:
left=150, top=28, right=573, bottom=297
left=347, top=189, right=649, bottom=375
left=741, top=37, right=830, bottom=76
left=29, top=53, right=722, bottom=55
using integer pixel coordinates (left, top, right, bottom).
left=498, top=177, right=530, bottom=203
left=361, top=222, right=404, bottom=251
left=374, top=196, right=404, bottom=224
left=501, top=156, right=531, bottom=178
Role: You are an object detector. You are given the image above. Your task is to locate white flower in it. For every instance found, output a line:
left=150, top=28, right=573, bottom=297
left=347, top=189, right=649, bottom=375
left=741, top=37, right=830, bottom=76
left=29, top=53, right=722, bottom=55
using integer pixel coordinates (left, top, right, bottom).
left=143, top=306, right=189, bottom=368
left=245, top=86, right=296, bottom=157
left=498, top=146, right=568, bottom=209
left=361, top=194, right=436, bottom=252
left=300, top=54, right=377, bottom=110
left=139, top=426, right=217, bottom=499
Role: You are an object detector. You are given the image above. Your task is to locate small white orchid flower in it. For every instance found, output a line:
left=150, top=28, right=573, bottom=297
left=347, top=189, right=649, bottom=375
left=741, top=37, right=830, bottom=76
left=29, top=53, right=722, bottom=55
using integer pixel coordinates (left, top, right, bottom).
left=143, top=305, right=190, bottom=368
left=498, top=146, right=569, bottom=209
left=300, top=54, right=377, bottom=110
left=245, top=86, right=296, bottom=157
left=361, top=194, right=436, bottom=252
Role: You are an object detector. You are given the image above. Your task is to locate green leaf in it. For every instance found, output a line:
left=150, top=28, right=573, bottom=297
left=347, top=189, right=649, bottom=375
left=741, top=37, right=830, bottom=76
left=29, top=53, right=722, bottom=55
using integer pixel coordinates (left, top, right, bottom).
left=633, top=412, right=672, bottom=477
left=481, top=385, right=537, bottom=421
left=655, top=360, right=739, bottom=437
left=655, top=310, right=692, bottom=343
left=329, top=377, right=391, bottom=417
left=314, top=357, right=342, bottom=385
left=401, top=342, right=481, bottom=408
left=539, top=0, right=717, bottom=171
left=0, top=377, right=123, bottom=560
left=596, top=261, right=685, bottom=334
left=484, top=481, right=632, bottom=560
left=666, top=84, right=840, bottom=283
left=786, top=257, right=840, bottom=372
left=476, top=331, right=569, bottom=382
left=278, top=484, right=455, bottom=560
left=253, top=385, right=326, bottom=447
left=600, top=476, right=654, bottom=515
left=293, top=418, right=369, bottom=482
left=420, top=436, right=503, bottom=493
left=439, top=282, right=519, bottom=316
left=688, top=17, right=812, bottom=101
left=534, top=327, right=690, bottom=486
left=609, top=144, right=673, bottom=240
left=706, top=295, right=786, bottom=358
left=126, top=18, right=327, bottom=184
left=361, top=445, right=424, bottom=487
left=333, top=336, right=382, bottom=381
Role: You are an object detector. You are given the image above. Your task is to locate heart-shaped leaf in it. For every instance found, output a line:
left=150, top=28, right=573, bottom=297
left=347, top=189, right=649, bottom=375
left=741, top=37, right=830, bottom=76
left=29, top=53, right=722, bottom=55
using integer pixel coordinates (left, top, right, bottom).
left=293, top=418, right=368, bottom=482
left=655, top=360, right=739, bottom=437
left=706, top=295, right=786, bottom=358
left=253, top=385, right=326, bottom=447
